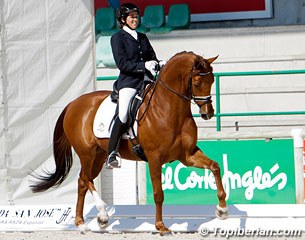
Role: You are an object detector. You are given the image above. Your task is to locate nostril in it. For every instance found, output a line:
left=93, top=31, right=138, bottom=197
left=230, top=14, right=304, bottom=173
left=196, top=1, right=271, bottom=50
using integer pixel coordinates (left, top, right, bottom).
left=201, top=112, right=214, bottom=120
left=201, top=114, right=209, bottom=120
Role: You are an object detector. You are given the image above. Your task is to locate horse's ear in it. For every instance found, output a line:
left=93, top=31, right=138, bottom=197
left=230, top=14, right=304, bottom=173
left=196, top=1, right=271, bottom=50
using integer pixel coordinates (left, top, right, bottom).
left=194, top=56, right=202, bottom=69
left=207, top=55, right=219, bottom=64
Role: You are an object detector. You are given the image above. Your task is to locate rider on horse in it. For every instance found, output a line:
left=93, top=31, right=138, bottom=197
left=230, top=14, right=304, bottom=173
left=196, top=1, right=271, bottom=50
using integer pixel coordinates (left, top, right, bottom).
left=106, top=3, right=166, bottom=168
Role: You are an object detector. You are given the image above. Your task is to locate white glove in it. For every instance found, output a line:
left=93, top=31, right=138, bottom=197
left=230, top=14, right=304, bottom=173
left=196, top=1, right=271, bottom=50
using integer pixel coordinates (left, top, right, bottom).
left=159, top=60, right=166, bottom=68
left=145, top=60, right=158, bottom=76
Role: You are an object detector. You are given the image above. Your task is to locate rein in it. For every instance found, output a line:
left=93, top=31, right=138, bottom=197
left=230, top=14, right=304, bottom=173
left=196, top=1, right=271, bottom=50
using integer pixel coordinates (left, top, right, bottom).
left=136, top=75, right=159, bottom=123
left=159, top=70, right=212, bottom=105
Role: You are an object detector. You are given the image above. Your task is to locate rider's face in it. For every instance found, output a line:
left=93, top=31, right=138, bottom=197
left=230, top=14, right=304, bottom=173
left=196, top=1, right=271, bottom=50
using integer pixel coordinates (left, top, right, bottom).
left=126, top=11, right=139, bottom=30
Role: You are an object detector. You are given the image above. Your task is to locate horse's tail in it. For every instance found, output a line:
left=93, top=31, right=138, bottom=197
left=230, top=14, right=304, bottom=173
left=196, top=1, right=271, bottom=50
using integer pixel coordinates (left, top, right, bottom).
left=30, top=106, right=73, bottom=193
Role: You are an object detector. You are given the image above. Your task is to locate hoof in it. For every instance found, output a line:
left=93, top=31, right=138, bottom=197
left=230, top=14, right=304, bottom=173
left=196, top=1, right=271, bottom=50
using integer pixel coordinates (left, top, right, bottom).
left=156, top=223, right=172, bottom=236
left=160, top=230, right=172, bottom=236
left=215, top=204, right=228, bottom=219
left=78, top=224, right=91, bottom=234
left=97, top=213, right=109, bottom=229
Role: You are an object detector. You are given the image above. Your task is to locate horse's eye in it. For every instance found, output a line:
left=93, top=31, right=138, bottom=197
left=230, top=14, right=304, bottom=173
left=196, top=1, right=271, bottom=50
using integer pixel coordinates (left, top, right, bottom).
left=193, top=78, right=201, bottom=87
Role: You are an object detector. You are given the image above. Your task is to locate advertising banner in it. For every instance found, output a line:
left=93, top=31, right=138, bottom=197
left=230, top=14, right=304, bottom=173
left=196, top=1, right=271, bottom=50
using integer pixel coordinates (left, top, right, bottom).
left=0, top=205, right=74, bottom=231
left=118, top=0, right=273, bottom=21
left=147, top=139, right=296, bottom=204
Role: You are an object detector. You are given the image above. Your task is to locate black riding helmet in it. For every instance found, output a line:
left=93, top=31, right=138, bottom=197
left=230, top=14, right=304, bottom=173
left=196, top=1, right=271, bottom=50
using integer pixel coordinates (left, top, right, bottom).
left=116, top=3, right=140, bottom=26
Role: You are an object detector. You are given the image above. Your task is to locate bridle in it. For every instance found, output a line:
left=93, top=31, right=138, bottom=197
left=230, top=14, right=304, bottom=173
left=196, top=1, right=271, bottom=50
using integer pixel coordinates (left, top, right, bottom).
left=137, top=67, right=212, bottom=123
left=159, top=69, right=213, bottom=106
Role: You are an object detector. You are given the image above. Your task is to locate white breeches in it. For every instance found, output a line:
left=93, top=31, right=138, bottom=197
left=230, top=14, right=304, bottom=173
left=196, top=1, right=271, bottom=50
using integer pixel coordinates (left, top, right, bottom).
left=118, top=88, right=137, bottom=123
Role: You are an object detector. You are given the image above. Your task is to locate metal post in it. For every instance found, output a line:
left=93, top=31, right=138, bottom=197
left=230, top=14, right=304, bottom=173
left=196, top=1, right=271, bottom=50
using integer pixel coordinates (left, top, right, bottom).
left=215, top=74, right=221, bottom=131
left=291, top=129, right=304, bottom=204
left=136, top=161, right=147, bottom=205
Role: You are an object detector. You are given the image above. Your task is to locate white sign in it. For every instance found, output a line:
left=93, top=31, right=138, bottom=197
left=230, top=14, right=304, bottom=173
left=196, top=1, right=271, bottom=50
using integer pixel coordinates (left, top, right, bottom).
left=0, top=205, right=75, bottom=231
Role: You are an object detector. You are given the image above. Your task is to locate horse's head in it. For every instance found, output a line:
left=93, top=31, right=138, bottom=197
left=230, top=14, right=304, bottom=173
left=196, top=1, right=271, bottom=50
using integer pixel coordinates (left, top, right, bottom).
left=190, top=55, right=218, bottom=120
left=158, top=52, right=217, bottom=120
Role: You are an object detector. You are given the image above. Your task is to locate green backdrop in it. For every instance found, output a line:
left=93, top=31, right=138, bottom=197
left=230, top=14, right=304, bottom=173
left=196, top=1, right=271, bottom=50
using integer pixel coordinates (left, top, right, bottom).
left=146, top=139, right=296, bottom=204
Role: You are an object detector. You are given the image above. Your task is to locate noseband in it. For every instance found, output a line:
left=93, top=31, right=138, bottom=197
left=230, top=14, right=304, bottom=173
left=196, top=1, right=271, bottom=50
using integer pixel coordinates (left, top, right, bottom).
left=159, top=70, right=212, bottom=105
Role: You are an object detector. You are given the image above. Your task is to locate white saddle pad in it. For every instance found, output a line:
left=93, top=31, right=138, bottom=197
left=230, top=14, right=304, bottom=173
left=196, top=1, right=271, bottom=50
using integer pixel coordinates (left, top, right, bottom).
left=93, top=95, right=137, bottom=139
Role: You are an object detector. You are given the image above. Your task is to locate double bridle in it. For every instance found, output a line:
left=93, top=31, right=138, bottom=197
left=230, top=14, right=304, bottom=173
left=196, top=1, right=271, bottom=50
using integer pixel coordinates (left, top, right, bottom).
left=159, top=70, right=212, bottom=105
left=137, top=68, right=212, bottom=123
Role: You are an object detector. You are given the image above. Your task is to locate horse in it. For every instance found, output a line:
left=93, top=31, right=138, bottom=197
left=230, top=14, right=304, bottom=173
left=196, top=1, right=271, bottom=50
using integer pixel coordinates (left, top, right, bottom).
left=30, top=51, right=228, bottom=234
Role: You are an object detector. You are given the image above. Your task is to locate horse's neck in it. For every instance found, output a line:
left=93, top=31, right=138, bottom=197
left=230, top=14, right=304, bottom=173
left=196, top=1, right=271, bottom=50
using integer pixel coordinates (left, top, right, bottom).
left=151, top=76, right=192, bottom=120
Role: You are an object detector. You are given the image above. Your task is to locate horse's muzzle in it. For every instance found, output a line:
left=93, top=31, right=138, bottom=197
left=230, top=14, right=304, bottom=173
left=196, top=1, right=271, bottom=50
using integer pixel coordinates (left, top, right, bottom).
left=201, top=111, right=214, bottom=120
left=199, top=103, right=214, bottom=120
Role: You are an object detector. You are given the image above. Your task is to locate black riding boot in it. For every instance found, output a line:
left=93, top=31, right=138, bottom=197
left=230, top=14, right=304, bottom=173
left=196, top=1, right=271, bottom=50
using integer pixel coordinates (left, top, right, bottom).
left=106, top=117, right=126, bottom=169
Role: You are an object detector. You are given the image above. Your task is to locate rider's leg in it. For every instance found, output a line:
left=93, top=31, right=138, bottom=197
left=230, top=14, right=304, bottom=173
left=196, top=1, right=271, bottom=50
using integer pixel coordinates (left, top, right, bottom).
left=106, top=88, right=136, bottom=168
left=106, top=116, right=125, bottom=168
left=118, top=88, right=137, bottom=123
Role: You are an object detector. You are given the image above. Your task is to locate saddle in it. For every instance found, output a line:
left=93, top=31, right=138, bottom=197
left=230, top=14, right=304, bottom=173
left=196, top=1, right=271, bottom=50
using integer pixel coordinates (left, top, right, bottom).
left=110, top=81, right=148, bottom=162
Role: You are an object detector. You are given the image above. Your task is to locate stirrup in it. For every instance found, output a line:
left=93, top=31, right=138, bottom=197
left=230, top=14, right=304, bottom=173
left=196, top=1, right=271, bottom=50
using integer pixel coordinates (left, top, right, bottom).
left=106, top=151, right=121, bottom=169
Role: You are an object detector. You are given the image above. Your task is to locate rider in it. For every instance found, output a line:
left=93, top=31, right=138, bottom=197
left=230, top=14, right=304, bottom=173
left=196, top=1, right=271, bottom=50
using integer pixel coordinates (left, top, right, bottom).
left=106, top=3, right=166, bottom=168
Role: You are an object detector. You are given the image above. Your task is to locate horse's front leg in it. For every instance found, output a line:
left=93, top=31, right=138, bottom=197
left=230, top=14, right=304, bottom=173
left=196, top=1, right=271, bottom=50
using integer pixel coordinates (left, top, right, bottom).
left=148, top=161, right=171, bottom=234
left=183, top=147, right=228, bottom=219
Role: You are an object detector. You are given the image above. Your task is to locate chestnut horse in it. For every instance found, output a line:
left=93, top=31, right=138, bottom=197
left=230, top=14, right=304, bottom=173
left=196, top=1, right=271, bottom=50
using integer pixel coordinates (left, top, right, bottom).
left=31, top=51, right=227, bottom=234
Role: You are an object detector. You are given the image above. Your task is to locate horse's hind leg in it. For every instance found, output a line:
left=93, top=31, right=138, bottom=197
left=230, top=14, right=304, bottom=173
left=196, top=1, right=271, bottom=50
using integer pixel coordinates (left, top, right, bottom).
left=75, top=172, right=91, bottom=232
left=88, top=150, right=109, bottom=228
left=88, top=181, right=109, bottom=228
left=75, top=150, right=109, bottom=232
left=183, top=147, right=228, bottom=218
